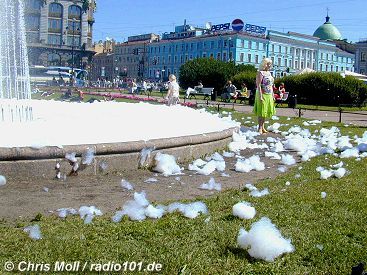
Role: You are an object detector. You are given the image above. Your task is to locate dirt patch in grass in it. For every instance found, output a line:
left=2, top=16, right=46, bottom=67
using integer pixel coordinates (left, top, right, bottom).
left=0, top=133, right=295, bottom=220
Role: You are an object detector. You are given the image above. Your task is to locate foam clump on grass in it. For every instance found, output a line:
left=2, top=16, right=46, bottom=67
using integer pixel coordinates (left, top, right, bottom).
left=340, top=148, right=359, bottom=158
left=24, top=224, right=42, bottom=240
left=237, top=217, right=295, bottom=262
left=318, top=165, right=347, bottom=179
left=199, top=177, right=221, bottom=191
left=153, top=152, right=183, bottom=176
left=112, top=191, right=208, bottom=222
left=235, top=155, right=265, bottom=173
left=167, top=201, right=208, bottom=219
left=244, top=183, right=270, bottom=197
left=79, top=206, right=103, bottom=224
left=120, top=179, right=134, bottom=190
left=0, top=175, right=6, bottom=186
left=57, top=208, right=78, bottom=218
left=233, top=202, right=256, bottom=219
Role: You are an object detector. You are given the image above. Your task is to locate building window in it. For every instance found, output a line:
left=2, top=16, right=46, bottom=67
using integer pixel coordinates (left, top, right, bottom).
left=248, top=41, right=252, bottom=49
left=67, top=36, right=80, bottom=47
left=295, top=60, right=299, bottom=69
left=210, top=41, right=214, bottom=49
left=255, top=55, right=259, bottom=64
left=217, top=52, right=221, bottom=60
left=361, top=53, right=366, bottom=62
left=174, top=56, right=177, bottom=63
left=49, top=3, right=63, bottom=18
left=48, top=19, right=62, bottom=33
left=26, top=15, right=40, bottom=31
left=210, top=53, right=214, bottom=58
left=248, top=54, right=251, bottom=63
left=26, top=0, right=42, bottom=10
left=336, top=66, right=339, bottom=72
left=240, top=53, right=244, bottom=62
left=26, top=32, right=39, bottom=43
left=223, top=52, right=227, bottom=61
left=256, top=42, right=259, bottom=50
left=278, top=58, right=281, bottom=66
left=202, top=53, right=206, bottom=58
left=271, top=44, right=274, bottom=52
left=68, top=5, right=82, bottom=20
left=331, top=65, right=333, bottom=72
left=301, top=61, right=304, bottom=69
left=320, top=53, right=324, bottom=60
left=320, top=64, right=323, bottom=71
left=47, top=34, right=62, bottom=45
left=241, top=40, right=244, bottom=48
left=325, top=64, right=328, bottom=71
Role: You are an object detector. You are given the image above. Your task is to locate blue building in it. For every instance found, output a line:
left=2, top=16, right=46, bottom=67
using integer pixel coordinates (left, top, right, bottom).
left=117, top=17, right=354, bottom=80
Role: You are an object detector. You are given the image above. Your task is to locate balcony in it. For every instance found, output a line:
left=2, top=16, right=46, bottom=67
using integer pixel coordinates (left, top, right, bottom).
left=67, top=29, right=81, bottom=35
left=68, top=14, right=81, bottom=20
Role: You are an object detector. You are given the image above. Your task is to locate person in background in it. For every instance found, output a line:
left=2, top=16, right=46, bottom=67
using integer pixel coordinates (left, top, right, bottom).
left=253, top=58, right=275, bottom=134
left=166, top=74, right=180, bottom=106
left=241, top=82, right=248, bottom=98
left=274, top=82, right=285, bottom=100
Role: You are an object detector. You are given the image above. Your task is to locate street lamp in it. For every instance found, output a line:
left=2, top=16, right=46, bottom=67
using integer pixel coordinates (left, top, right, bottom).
left=161, top=69, right=165, bottom=82
left=66, top=18, right=80, bottom=82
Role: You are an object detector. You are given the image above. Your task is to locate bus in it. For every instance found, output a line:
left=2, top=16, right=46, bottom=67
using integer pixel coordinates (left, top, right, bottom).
left=29, top=66, right=88, bottom=87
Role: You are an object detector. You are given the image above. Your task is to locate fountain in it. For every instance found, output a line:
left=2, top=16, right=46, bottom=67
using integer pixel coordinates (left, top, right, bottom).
left=0, top=1, right=238, bottom=178
left=0, top=0, right=33, bottom=122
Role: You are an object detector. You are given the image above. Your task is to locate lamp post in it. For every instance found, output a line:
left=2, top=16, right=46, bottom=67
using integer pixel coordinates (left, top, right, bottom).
left=66, top=18, right=80, bottom=82
left=161, top=69, right=165, bottom=82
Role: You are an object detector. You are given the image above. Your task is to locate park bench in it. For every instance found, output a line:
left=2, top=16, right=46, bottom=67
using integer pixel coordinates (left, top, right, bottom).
left=275, top=92, right=289, bottom=107
left=188, top=87, right=214, bottom=100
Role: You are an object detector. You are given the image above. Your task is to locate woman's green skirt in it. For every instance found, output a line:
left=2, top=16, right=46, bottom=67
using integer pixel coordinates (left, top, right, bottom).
left=253, top=90, right=275, bottom=118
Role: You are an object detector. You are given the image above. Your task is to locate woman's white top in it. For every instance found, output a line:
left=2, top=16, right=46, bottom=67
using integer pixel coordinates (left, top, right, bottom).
left=168, top=81, right=180, bottom=97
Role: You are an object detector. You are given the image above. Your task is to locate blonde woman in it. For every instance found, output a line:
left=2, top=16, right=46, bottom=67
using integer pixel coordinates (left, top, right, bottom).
left=253, top=58, right=276, bottom=134
left=166, top=74, right=180, bottom=106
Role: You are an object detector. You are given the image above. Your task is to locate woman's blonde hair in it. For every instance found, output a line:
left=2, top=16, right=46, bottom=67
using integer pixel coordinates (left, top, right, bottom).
left=169, top=74, right=176, bottom=81
left=259, top=58, right=272, bottom=71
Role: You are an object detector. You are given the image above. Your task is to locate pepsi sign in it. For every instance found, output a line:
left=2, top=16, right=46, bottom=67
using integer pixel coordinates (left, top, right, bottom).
left=245, top=24, right=266, bottom=35
left=211, top=23, right=230, bottom=32
left=232, top=19, right=244, bottom=32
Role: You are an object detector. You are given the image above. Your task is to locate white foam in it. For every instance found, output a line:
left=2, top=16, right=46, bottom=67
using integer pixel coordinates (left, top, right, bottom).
left=78, top=206, right=103, bottom=224
left=281, top=154, right=296, bottom=165
left=23, top=224, right=42, bottom=240
left=120, top=179, right=134, bottom=190
left=0, top=175, right=6, bottom=186
left=237, top=217, right=294, bottom=262
left=232, top=202, right=256, bottom=219
left=153, top=152, right=182, bottom=176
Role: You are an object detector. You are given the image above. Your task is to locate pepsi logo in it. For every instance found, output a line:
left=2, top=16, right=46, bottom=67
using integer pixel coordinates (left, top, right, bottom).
left=232, top=19, right=244, bottom=32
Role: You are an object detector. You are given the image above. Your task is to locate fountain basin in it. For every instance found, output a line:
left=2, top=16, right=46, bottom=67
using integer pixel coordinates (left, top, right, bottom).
left=0, top=100, right=239, bottom=177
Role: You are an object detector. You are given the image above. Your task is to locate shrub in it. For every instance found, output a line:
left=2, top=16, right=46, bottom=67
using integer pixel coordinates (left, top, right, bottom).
left=179, top=58, right=256, bottom=95
left=275, top=72, right=367, bottom=106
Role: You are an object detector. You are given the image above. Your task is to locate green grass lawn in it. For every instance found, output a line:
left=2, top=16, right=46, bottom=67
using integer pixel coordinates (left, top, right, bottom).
left=1, top=102, right=366, bottom=274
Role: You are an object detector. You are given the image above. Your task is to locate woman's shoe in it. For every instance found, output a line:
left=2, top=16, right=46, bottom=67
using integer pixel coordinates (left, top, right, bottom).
left=262, top=128, right=268, bottom=133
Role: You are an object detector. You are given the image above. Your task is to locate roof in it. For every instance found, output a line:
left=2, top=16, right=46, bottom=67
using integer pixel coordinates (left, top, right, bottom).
left=313, top=15, right=342, bottom=41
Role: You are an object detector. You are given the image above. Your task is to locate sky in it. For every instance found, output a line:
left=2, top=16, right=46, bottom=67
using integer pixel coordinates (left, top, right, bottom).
left=93, top=0, right=366, bottom=43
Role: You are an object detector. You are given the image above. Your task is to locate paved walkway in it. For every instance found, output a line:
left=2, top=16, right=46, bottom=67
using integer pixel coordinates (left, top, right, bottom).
left=84, top=90, right=367, bottom=127
left=185, top=98, right=367, bottom=127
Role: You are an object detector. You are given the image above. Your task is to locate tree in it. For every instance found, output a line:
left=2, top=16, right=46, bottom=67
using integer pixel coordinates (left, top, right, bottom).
left=179, top=58, right=256, bottom=95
